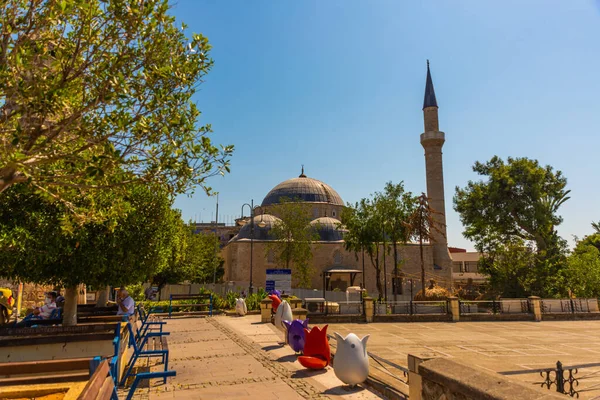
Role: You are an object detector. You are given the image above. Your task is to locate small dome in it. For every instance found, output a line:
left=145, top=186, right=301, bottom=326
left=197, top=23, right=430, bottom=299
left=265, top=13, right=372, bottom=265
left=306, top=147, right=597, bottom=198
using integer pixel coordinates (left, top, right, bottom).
left=262, top=173, right=344, bottom=207
left=236, top=214, right=281, bottom=240
left=310, top=217, right=346, bottom=241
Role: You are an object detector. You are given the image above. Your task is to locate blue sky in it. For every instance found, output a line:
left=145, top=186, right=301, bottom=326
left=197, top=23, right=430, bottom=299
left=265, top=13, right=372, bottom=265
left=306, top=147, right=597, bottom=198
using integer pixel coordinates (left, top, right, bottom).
left=171, top=0, right=600, bottom=251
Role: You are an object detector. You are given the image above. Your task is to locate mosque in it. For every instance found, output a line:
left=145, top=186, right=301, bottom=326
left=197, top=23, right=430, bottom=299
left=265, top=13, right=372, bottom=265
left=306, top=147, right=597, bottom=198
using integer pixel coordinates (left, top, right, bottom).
left=222, top=63, right=480, bottom=298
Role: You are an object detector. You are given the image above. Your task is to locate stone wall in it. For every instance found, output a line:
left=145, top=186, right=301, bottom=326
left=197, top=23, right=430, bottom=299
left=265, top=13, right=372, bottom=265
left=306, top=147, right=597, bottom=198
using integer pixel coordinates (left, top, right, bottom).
left=417, top=358, right=564, bottom=400
left=0, top=279, right=52, bottom=313
left=222, top=240, right=448, bottom=296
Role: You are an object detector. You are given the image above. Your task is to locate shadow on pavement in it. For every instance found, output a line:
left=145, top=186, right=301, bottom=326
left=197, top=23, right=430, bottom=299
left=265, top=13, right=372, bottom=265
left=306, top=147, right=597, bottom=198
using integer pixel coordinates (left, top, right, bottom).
left=262, top=344, right=285, bottom=351
left=276, top=354, right=298, bottom=363
left=322, top=385, right=366, bottom=395
left=291, top=369, right=328, bottom=379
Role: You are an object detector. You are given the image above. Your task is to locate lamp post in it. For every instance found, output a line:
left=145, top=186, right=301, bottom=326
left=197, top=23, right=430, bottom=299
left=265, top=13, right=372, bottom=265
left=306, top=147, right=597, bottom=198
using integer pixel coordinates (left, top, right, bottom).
left=240, top=200, right=266, bottom=295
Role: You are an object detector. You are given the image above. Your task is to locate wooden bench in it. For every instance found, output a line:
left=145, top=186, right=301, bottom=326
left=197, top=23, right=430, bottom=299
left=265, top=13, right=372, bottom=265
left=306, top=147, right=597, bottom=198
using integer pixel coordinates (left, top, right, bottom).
left=0, top=357, right=94, bottom=386
left=168, top=293, right=212, bottom=317
left=79, top=358, right=175, bottom=400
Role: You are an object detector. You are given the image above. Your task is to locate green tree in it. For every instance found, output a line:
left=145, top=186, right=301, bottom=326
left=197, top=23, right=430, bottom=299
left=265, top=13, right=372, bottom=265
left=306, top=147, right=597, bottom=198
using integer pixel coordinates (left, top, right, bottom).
left=0, top=0, right=233, bottom=219
left=454, top=156, right=570, bottom=296
left=407, top=193, right=446, bottom=297
left=152, top=225, right=223, bottom=294
left=563, top=244, right=600, bottom=298
left=0, top=183, right=184, bottom=325
left=265, top=198, right=319, bottom=288
left=592, top=221, right=600, bottom=234
left=374, top=182, right=417, bottom=300
left=342, top=198, right=386, bottom=300
left=478, top=239, right=537, bottom=298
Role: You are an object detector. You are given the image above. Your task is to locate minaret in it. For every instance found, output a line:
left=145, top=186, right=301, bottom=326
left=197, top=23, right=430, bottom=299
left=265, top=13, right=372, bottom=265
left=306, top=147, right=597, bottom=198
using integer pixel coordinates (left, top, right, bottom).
left=420, top=61, right=452, bottom=277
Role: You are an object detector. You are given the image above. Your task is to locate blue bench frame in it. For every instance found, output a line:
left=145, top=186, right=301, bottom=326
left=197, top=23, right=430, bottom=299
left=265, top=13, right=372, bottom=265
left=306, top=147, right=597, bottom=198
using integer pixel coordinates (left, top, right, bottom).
left=87, top=356, right=175, bottom=400
left=135, top=304, right=166, bottom=342
left=120, top=322, right=170, bottom=386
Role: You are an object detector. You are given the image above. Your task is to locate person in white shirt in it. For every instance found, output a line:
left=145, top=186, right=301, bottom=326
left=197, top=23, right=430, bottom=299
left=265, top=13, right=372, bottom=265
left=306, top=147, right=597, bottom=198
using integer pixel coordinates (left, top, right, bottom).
left=14, top=291, right=57, bottom=327
left=116, top=288, right=135, bottom=316
left=34, top=291, right=58, bottom=319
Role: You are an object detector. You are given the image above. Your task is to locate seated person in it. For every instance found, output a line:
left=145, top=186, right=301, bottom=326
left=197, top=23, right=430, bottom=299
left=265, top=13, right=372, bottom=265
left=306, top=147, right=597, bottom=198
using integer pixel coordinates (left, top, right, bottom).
left=15, top=291, right=57, bottom=327
left=54, top=289, right=65, bottom=306
left=116, top=288, right=135, bottom=316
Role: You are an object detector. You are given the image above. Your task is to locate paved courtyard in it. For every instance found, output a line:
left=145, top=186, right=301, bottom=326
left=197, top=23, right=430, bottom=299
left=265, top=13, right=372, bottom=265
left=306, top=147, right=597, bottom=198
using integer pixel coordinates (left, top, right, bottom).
left=138, top=315, right=382, bottom=399
left=327, top=320, right=600, bottom=399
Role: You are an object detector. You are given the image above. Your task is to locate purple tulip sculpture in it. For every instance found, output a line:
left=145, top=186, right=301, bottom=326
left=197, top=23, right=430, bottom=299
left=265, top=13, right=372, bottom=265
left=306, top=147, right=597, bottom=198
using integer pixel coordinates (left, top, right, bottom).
left=283, top=319, right=309, bottom=353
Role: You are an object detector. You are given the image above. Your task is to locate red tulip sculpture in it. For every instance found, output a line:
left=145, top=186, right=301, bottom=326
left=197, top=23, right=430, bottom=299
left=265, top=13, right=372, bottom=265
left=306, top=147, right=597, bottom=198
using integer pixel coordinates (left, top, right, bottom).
left=268, top=294, right=282, bottom=313
left=298, top=325, right=331, bottom=370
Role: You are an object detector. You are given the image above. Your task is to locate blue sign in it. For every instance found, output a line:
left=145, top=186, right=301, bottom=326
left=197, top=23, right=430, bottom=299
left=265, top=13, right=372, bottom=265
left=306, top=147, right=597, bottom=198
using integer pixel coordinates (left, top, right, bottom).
left=265, top=269, right=292, bottom=275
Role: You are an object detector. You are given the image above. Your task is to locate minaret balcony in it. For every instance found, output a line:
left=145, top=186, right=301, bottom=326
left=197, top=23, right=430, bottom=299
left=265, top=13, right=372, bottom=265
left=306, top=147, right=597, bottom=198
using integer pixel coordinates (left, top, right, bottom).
left=420, top=131, right=445, bottom=146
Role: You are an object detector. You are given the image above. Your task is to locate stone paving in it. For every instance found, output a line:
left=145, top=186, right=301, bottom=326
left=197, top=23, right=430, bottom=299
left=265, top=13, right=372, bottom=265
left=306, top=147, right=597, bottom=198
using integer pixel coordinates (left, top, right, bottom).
left=326, top=320, right=600, bottom=399
left=139, top=316, right=383, bottom=399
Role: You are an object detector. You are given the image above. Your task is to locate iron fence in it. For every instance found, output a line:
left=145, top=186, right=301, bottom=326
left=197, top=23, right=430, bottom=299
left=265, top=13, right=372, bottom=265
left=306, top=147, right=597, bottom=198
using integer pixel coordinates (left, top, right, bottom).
left=541, top=298, right=599, bottom=314
left=374, top=300, right=448, bottom=315
left=304, top=300, right=363, bottom=315
left=459, top=299, right=530, bottom=315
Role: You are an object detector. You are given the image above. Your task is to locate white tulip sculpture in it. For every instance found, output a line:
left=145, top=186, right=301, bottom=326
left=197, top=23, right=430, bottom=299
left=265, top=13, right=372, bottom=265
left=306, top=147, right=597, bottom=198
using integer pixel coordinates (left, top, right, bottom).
left=235, top=298, right=247, bottom=316
left=333, top=332, right=370, bottom=387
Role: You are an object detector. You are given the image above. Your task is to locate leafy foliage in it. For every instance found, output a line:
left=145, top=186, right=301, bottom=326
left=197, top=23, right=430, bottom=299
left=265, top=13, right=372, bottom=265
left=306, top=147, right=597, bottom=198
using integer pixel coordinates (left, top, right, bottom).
left=374, top=182, right=417, bottom=288
left=0, top=183, right=179, bottom=289
left=0, top=0, right=233, bottom=220
left=454, top=156, right=570, bottom=297
left=265, top=198, right=319, bottom=288
left=454, top=156, right=569, bottom=252
left=343, top=182, right=418, bottom=300
left=563, top=243, right=600, bottom=298
left=407, top=193, right=446, bottom=296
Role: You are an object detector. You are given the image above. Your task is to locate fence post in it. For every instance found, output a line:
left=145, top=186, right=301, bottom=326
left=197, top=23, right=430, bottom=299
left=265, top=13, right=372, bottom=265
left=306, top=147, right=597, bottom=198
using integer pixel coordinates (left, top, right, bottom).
left=410, top=300, right=414, bottom=315
left=448, top=297, right=459, bottom=322
left=408, top=354, right=435, bottom=400
left=260, top=298, right=273, bottom=323
left=363, top=297, right=374, bottom=323
left=556, top=361, right=565, bottom=394
left=528, top=296, right=542, bottom=322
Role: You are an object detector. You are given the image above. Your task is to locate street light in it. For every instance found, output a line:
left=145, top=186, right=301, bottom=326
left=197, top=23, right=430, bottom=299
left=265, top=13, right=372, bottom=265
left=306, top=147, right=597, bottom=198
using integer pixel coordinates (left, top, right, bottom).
left=240, top=200, right=266, bottom=295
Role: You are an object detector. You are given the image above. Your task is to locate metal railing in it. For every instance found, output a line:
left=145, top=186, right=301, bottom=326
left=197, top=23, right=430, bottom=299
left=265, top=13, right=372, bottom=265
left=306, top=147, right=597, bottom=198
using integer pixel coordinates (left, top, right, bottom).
left=304, top=300, right=363, bottom=315
left=541, top=298, right=599, bottom=314
left=459, top=299, right=530, bottom=315
left=374, top=300, right=448, bottom=315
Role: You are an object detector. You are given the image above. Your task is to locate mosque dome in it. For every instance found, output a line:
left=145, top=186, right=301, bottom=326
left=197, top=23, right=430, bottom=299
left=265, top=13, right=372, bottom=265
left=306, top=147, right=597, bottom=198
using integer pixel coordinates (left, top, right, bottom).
left=310, top=217, right=346, bottom=242
left=236, top=214, right=281, bottom=240
left=261, top=169, right=344, bottom=207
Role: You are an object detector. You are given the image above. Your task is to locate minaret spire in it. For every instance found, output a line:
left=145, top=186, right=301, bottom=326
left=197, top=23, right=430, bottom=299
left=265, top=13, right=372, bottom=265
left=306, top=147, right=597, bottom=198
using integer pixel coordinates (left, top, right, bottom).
left=423, top=60, right=438, bottom=110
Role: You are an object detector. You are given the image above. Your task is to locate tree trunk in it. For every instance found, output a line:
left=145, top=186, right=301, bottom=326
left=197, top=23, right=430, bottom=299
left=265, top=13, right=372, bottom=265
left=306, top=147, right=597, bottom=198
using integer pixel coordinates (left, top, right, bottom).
left=393, top=241, right=398, bottom=301
left=419, top=234, right=425, bottom=297
left=95, top=286, right=110, bottom=307
left=63, top=286, right=78, bottom=326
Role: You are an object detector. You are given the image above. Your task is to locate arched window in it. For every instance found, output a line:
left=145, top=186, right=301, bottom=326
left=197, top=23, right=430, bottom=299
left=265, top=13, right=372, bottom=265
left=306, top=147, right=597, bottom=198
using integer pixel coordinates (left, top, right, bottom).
left=333, top=250, right=342, bottom=265
left=267, top=249, right=275, bottom=264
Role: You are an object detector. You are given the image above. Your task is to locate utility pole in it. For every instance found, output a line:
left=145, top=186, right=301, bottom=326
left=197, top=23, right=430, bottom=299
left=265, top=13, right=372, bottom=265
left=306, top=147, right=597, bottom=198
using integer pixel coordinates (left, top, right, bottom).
left=213, top=194, right=219, bottom=285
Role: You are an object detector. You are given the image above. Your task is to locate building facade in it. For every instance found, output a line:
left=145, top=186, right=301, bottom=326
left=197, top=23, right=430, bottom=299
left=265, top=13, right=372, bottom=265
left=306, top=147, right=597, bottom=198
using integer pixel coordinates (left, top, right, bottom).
left=222, top=63, right=472, bottom=298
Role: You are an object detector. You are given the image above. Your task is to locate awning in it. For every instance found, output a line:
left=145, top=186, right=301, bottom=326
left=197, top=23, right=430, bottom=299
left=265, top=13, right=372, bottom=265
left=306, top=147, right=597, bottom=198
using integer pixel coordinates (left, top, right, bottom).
left=323, top=267, right=362, bottom=297
left=323, top=267, right=362, bottom=274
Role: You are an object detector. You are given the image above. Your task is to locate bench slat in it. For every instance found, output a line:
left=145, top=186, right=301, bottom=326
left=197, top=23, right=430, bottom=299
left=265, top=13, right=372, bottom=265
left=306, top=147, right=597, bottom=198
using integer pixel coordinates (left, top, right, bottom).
left=0, top=371, right=90, bottom=386
left=96, top=376, right=115, bottom=400
left=169, top=295, right=211, bottom=300
left=0, top=357, right=94, bottom=376
left=77, top=359, right=110, bottom=400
